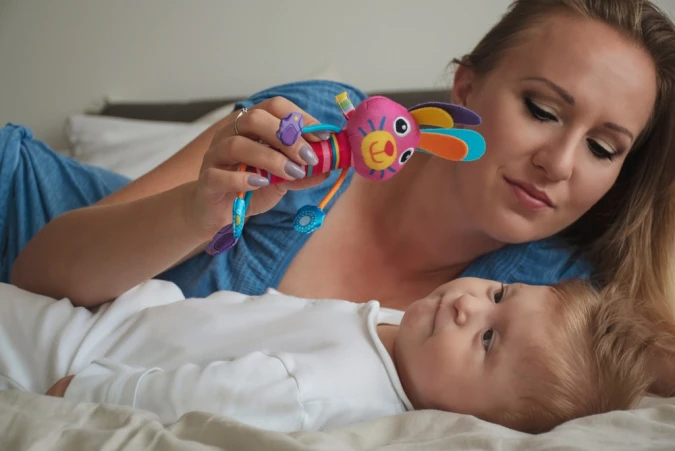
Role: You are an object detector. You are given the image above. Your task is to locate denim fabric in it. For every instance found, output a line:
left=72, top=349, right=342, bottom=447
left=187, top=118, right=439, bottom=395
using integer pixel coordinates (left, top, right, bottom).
left=0, top=80, right=592, bottom=298
left=0, top=124, right=129, bottom=283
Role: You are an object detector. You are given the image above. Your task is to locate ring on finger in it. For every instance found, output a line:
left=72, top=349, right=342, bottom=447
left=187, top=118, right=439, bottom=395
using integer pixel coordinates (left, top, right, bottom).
left=233, top=107, right=248, bottom=136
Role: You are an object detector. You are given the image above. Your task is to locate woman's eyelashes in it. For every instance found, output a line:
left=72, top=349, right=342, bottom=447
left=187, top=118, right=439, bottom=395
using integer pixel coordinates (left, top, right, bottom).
left=523, top=96, right=618, bottom=161
left=524, top=96, right=558, bottom=122
left=587, top=139, right=616, bottom=161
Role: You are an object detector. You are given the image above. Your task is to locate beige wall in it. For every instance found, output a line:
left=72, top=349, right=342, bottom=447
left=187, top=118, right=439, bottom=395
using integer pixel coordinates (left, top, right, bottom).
left=1, top=0, right=673, bottom=149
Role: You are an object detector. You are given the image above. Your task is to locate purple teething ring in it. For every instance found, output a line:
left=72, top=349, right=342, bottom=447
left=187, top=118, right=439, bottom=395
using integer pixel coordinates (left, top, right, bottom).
left=276, top=112, right=304, bottom=146
left=205, top=224, right=238, bottom=255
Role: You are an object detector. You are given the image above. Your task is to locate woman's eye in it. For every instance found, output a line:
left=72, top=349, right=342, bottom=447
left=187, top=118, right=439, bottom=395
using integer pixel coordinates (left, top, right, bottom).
left=524, top=97, right=558, bottom=122
left=587, top=139, right=616, bottom=161
left=494, top=284, right=505, bottom=303
left=482, top=329, right=494, bottom=351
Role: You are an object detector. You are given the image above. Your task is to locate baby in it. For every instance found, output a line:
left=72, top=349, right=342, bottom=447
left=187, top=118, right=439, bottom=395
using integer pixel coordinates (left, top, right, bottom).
left=0, top=277, right=653, bottom=434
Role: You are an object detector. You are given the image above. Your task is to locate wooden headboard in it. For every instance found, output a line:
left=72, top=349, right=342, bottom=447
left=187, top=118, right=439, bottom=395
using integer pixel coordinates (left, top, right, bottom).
left=97, top=88, right=452, bottom=123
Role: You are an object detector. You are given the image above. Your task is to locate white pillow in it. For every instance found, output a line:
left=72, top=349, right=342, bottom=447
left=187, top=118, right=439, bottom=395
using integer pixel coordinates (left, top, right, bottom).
left=65, top=64, right=344, bottom=179
left=65, top=114, right=209, bottom=179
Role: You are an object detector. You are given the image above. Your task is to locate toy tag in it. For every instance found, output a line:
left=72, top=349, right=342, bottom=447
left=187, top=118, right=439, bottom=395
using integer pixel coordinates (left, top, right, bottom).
left=335, top=92, right=355, bottom=119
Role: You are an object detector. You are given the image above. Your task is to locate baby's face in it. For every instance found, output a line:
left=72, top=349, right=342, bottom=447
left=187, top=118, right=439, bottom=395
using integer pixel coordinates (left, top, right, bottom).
left=395, top=277, right=557, bottom=418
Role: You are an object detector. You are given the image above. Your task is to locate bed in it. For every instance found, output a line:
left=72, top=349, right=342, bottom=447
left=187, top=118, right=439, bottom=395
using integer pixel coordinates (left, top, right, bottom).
left=3, top=85, right=675, bottom=450
left=1, top=390, right=675, bottom=450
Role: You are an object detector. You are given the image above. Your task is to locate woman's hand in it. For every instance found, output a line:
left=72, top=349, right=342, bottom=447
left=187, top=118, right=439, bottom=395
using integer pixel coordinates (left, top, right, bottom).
left=45, top=375, right=75, bottom=397
left=185, top=97, right=331, bottom=239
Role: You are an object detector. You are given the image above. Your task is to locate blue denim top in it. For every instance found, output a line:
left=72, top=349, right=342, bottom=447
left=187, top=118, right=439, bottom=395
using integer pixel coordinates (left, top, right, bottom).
left=0, top=80, right=592, bottom=298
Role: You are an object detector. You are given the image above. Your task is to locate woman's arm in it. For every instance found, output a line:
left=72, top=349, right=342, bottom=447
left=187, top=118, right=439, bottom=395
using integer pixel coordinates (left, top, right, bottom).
left=94, top=120, right=219, bottom=207
left=10, top=117, right=221, bottom=307
left=11, top=98, right=325, bottom=307
left=11, top=181, right=210, bottom=307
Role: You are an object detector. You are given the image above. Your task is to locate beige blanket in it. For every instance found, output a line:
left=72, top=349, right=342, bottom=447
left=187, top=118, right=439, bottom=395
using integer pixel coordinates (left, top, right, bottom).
left=1, top=390, right=674, bottom=451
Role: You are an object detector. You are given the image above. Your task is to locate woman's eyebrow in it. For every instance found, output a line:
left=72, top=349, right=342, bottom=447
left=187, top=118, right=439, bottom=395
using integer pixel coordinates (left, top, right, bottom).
left=604, top=122, right=634, bottom=142
left=522, top=76, right=575, bottom=106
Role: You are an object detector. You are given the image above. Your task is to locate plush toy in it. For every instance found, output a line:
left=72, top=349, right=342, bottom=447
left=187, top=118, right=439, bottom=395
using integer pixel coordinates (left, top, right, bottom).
left=206, top=92, right=486, bottom=255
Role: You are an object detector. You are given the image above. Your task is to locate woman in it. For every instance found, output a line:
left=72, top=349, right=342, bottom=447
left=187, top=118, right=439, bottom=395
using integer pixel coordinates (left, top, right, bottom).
left=6, top=1, right=675, bottom=388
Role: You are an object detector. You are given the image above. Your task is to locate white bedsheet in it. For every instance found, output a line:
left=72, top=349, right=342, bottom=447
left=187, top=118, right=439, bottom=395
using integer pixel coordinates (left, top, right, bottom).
left=1, top=390, right=674, bottom=451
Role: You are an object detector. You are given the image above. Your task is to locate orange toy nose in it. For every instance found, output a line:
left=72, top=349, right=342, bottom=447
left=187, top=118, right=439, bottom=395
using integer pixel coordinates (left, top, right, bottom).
left=384, top=141, right=394, bottom=157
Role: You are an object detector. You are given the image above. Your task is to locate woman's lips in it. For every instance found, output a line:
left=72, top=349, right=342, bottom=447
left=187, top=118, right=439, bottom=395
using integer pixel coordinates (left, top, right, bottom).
left=505, top=177, right=554, bottom=211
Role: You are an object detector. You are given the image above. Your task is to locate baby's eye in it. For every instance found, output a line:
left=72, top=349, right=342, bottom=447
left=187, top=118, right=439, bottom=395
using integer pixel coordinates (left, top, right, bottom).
left=482, top=329, right=494, bottom=351
left=494, top=284, right=505, bottom=303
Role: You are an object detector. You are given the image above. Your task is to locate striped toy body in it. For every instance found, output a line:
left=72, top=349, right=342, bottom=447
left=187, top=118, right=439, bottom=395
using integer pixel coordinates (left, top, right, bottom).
left=250, top=132, right=352, bottom=184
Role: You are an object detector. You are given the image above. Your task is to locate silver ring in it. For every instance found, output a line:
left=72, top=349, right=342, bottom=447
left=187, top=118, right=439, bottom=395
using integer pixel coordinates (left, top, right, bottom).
left=233, top=107, right=248, bottom=135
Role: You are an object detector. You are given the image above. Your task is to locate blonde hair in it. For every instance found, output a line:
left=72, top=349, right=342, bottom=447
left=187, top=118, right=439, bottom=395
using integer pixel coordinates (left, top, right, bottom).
left=452, top=0, right=675, bottom=321
left=487, top=279, right=661, bottom=433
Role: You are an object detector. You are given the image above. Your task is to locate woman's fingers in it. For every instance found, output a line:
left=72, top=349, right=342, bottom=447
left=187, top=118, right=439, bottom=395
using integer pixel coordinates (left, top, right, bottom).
left=208, top=136, right=308, bottom=182
left=282, top=172, right=331, bottom=191
left=199, top=166, right=269, bottom=199
left=255, top=96, right=327, bottom=142
left=199, top=95, right=332, bottom=205
left=233, top=105, right=320, bottom=168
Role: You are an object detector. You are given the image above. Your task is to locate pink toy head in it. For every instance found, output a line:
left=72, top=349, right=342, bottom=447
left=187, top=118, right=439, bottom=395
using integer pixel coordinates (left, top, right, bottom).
left=345, top=96, right=421, bottom=181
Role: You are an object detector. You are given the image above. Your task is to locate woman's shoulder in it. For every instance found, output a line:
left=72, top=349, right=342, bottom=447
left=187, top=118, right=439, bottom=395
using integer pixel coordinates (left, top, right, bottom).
left=462, top=237, right=594, bottom=285
left=235, top=80, right=368, bottom=128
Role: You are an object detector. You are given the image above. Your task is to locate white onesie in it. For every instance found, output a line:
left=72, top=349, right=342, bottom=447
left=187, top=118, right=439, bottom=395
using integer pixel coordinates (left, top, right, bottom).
left=0, top=280, right=412, bottom=431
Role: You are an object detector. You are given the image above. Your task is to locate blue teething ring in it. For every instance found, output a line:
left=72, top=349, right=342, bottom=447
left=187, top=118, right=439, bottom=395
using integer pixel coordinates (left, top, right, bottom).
left=293, top=205, right=326, bottom=234
left=232, top=193, right=250, bottom=239
left=302, top=123, right=342, bottom=134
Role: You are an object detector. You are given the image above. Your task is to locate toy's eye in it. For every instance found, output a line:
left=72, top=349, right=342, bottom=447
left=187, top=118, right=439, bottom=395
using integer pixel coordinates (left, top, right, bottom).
left=399, top=148, right=414, bottom=165
left=394, top=117, right=411, bottom=137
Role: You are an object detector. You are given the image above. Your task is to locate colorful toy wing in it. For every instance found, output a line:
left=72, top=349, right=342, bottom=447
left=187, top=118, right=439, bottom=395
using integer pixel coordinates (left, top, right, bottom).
left=408, top=102, right=485, bottom=162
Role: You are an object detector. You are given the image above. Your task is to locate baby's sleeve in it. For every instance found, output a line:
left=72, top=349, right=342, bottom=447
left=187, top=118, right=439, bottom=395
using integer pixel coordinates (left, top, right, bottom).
left=64, top=352, right=303, bottom=431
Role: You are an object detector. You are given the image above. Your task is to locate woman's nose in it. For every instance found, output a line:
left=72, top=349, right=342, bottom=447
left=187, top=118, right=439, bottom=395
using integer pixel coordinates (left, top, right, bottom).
left=531, top=138, right=576, bottom=182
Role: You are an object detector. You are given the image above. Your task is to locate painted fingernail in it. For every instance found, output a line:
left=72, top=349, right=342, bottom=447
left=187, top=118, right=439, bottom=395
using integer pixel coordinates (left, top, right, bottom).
left=247, top=175, right=270, bottom=187
left=299, top=145, right=319, bottom=166
left=315, top=131, right=331, bottom=141
left=284, top=161, right=306, bottom=179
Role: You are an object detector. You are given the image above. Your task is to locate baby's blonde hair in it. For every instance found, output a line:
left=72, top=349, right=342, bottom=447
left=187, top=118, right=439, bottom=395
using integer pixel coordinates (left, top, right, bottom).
left=487, top=279, right=659, bottom=433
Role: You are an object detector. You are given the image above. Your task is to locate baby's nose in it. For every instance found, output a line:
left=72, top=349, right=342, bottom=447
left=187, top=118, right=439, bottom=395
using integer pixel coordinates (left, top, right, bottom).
left=454, top=293, right=484, bottom=325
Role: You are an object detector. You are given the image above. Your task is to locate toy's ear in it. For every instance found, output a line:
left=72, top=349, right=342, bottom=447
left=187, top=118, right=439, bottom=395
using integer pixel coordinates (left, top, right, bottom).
left=409, top=102, right=482, bottom=127
left=409, top=106, right=455, bottom=129
left=417, top=132, right=468, bottom=161
left=417, top=129, right=486, bottom=161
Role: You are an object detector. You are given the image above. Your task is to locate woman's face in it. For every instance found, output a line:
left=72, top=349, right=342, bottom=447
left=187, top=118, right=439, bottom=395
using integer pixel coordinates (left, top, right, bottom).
left=449, top=12, right=657, bottom=244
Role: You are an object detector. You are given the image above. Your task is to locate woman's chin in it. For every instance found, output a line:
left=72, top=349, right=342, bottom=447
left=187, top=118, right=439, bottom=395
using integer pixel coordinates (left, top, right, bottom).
left=482, top=214, right=557, bottom=244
